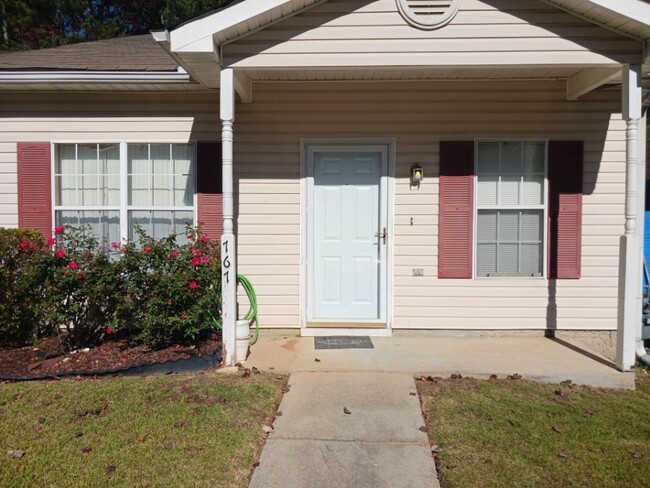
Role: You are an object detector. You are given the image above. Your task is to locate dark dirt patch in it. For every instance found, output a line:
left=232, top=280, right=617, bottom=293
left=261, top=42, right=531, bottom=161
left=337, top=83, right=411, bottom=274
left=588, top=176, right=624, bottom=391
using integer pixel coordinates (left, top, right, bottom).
left=0, top=335, right=221, bottom=378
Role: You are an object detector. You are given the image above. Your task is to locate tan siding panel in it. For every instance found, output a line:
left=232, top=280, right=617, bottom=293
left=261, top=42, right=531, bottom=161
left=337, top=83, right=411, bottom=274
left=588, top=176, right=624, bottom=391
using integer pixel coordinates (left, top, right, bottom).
left=0, top=142, right=17, bottom=227
left=225, top=0, right=641, bottom=68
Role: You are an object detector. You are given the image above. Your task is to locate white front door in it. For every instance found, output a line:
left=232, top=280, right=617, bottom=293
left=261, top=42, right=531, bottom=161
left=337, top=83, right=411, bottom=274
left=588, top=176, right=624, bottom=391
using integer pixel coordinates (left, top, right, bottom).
left=307, top=145, right=388, bottom=324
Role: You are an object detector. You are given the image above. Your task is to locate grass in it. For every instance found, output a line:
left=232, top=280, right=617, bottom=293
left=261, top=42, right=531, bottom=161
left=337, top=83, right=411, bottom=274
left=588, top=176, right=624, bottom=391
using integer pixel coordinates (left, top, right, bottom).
left=0, top=371, right=286, bottom=488
left=418, top=370, right=650, bottom=488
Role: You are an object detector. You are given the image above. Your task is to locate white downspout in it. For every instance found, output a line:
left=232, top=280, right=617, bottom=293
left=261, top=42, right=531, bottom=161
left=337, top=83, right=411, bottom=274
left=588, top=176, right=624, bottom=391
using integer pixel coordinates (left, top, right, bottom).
left=617, top=64, right=642, bottom=371
left=221, top=67, right=237, bottom=365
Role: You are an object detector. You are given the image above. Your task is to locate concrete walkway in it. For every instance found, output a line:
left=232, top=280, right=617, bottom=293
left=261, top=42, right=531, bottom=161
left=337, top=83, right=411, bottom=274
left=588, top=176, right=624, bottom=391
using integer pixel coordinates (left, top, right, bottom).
left=249, top=372, right=440, bottom=488
left=246, top=333, right=633, bottom=487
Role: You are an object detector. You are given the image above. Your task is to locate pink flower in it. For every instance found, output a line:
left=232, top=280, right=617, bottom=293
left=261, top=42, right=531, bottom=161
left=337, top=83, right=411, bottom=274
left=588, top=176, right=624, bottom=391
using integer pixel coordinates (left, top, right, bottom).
left=193, top=250, right=201, bottom=258
left=167, top=299, right=172, bottom=305
left=143, top=246, right=151, bottom=253
left=47, top=237, right=56, bottom=246
left=55, top=226, right=65, bottom=235
left=68, top=261, right=79, bottom=270
left=77, top=272, right=85, bottom=280
left=111, top=242, right=120, bottom=250
left=106, top=327, right=113, bottom=335
left=189, top=281, right=197, bottom=290
left=200, top=256, right=210, bottom=265
left=171, top=249, right=179, bottom=257
left=186, top=234, right=194, bottom=240
left=191, top=257, right=201, bottom=266
left=180, top=313, right=189, bottom=319
left=55, top=249, right=66, bottom=259
left=200, top=235, right=209, bottom=243
left=20, top=240, right=28, bottom=249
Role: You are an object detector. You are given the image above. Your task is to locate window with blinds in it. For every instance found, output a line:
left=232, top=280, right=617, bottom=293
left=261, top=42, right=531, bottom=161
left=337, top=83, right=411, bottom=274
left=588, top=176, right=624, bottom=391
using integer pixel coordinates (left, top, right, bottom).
left=475, top=141, right=546, bottom=277
left=54, top=142, right=195, bottom=244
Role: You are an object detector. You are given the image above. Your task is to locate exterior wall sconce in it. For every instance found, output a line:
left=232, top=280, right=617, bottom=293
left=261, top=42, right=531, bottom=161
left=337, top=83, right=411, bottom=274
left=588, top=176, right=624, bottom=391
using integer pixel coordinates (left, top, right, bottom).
left=410, top=163, right=423, bottom=185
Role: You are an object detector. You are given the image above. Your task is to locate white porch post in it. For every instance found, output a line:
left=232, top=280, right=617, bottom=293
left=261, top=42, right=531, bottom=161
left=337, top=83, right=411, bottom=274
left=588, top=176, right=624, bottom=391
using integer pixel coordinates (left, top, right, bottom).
left=617, top=64, right=642, bottom=371
left=220, top=67, right=237, bottom=365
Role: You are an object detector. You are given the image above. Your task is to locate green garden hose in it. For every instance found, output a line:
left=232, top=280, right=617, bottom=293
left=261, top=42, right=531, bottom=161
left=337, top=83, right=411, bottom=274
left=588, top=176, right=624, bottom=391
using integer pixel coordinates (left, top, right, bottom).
left=237, top=274, right=259, bottom=345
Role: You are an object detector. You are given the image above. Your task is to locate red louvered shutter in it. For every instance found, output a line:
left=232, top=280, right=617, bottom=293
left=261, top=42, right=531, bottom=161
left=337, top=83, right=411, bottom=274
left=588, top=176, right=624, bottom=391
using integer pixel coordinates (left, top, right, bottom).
left=438, top=141, right=474, bottom=278
left=196, top=142, right=223, bottom=240
left=17, top=142, right=52, bottom=237
left=548, top=141, right=583, bottom=279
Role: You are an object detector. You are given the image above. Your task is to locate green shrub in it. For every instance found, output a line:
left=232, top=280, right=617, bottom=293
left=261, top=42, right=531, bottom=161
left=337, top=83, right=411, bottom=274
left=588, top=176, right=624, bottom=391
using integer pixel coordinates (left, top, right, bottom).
left=0, top=228, right=47, bottom=346
left=30, top=225, right=122, bottom=350
left=111, top=226, right=222, bottom=349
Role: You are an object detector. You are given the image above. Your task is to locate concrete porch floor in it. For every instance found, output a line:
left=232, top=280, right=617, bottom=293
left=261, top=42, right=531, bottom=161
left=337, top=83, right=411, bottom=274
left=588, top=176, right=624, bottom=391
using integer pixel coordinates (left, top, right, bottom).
left=244, top=333, right=635, bottom=389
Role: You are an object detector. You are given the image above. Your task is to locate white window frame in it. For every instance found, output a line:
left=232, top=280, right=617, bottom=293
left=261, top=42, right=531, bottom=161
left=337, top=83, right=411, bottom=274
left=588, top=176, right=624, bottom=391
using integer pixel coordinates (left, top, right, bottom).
left=473, top=139, right=548, bottom=279
left=52, top=141, right=197, bottom=244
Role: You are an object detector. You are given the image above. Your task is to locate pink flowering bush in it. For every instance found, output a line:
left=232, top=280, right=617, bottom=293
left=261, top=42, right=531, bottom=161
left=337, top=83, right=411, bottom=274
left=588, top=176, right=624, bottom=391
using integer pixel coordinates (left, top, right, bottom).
left=0, top=228, right=47, bottom=345
left=109, top=226, right=221, bottom=349
left=0, top=224, right=221, bottom=350
left=29, top=225, right=122, bottom=350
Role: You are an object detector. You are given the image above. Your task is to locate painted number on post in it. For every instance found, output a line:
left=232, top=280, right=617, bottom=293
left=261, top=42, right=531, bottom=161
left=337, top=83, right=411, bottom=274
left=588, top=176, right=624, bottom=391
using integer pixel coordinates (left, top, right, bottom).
left=222, top=240, right=231, bottom=284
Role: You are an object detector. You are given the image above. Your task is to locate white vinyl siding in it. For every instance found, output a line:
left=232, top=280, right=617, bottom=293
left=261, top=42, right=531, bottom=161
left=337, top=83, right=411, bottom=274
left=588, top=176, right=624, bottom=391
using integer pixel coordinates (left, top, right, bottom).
left=0, top=142, right=18, bottom=228
left=224, top=0, right=642, bottom=69
left=0, top=80, right=628, bottom=331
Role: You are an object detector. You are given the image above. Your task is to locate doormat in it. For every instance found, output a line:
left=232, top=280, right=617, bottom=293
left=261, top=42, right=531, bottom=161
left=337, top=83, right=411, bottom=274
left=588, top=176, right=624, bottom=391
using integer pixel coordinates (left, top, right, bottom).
left=314, top=336, right=374, bottom=350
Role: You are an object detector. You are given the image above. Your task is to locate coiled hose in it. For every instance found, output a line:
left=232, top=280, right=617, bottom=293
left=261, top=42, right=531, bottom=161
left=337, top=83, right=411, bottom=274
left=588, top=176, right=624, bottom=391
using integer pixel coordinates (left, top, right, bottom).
left=237, top=274, right=259, bottom=345
left=208, top=274, right=259, bottom=345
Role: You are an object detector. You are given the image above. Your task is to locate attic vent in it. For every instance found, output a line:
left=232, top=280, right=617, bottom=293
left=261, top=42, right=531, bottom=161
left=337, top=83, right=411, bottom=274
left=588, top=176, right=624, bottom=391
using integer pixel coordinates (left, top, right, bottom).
left=397, top=0, right=461, bottom=30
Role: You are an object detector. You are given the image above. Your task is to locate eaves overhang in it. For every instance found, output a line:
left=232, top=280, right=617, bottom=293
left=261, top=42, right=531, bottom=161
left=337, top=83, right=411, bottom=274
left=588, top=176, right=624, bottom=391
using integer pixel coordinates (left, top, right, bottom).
left=0, top=70, right=192, bottom=84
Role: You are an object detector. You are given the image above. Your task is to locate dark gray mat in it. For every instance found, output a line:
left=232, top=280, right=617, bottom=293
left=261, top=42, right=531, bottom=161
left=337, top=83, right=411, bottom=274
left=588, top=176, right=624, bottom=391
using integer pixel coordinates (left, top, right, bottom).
left=314, top=336, right=374, bottom=350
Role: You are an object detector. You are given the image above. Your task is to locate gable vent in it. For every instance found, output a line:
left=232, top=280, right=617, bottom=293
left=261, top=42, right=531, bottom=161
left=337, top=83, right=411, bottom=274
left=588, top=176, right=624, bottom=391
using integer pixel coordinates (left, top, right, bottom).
left=397, top=0, right=461, bottom=30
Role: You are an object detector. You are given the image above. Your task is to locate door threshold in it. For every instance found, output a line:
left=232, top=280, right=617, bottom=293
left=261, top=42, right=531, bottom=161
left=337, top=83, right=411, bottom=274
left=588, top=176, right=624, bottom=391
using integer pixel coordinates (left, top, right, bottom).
left=307, top=321, right=387, bottom=329
left=301, top=328, right=392, bottom=337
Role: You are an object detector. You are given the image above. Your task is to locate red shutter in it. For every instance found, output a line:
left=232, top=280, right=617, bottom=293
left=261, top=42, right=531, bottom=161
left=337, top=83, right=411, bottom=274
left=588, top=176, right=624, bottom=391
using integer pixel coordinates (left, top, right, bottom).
left=438, top=141, right=474, bottom=278
left=196, top=142, right=223, bottom=240
left=548, top=141, right=583, bottom=279
left=17, top=142, right=52, bottom=237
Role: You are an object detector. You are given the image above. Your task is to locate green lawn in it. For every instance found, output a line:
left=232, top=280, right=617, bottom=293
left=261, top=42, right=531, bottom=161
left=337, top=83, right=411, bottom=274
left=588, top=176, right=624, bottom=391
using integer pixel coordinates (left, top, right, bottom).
left=0, top=371, right=286, bottom=488
left=419, top=370, right=650, bottom=488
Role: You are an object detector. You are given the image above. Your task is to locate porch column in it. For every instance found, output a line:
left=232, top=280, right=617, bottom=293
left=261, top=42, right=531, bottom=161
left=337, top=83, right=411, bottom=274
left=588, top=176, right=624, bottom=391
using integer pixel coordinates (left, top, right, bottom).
left=220, top=67, right=237, bottom=365
left=617, top=64, right=642, bottom=371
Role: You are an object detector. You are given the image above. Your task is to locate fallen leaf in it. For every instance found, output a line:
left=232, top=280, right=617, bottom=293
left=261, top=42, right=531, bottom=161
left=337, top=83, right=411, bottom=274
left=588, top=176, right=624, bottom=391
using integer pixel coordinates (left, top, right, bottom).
left=134, top=435, right=146, bottom=444
left=15, top=464, right=25, bottom=473
left=431, top=445, right=443, bottom=454
left=38, top=417, right=46, bottom=424
left=252, top=461, right=260, bottom=467
left=81, top=446, right=92, bottom=453
left=74, top=432, right=83, bottom=438
left=262, top=425, right=274, bottom=434
left=585, top=408, right=594, bottom=417
left=7, top=450, right=25, bottom=459
left=419, top=426, right=427, bottom=432
left=174, top=420, right=190, bottom=429
left=276, top=411, right=283, bottom=417
left=489, top=374, right=498, bottom=380
left=343, top=407, right=351, bottom=415
left=106, top=465, right=117, bottom=474
left=35, top=426, right=42, bottom=433
left=558, top=452, right=569, bottom=459
left=252, top=367, right=260, bottom=374
left=632, top=452, right=641, bottom=459
left=409, top=392, right=416, bottom=396
left=450, top=373, right=462, bottom=379
left=314, top=358, right=321, bottom=362
left=162, top=440, right=174, bottom=450
left=560, top=379, right=573, bottom=386
left=508, top=374, right=522, bottom=380
left=552, top=425, right=563, bottom=434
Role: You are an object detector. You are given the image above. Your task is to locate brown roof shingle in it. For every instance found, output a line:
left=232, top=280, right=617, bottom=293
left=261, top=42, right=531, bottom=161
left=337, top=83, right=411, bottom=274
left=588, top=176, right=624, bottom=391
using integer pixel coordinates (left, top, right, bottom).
left=0, top=35, right=179, bottom=71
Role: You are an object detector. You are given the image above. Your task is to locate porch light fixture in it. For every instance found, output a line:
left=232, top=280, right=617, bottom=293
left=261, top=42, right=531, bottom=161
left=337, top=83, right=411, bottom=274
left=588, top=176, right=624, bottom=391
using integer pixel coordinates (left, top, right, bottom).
left=411, top=163, right=424, bottom=185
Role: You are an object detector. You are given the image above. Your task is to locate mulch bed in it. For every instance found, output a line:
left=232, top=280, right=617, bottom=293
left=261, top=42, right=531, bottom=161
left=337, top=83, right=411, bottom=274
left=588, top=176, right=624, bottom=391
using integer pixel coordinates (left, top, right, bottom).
left=0, top=335, right=221, bottom=378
